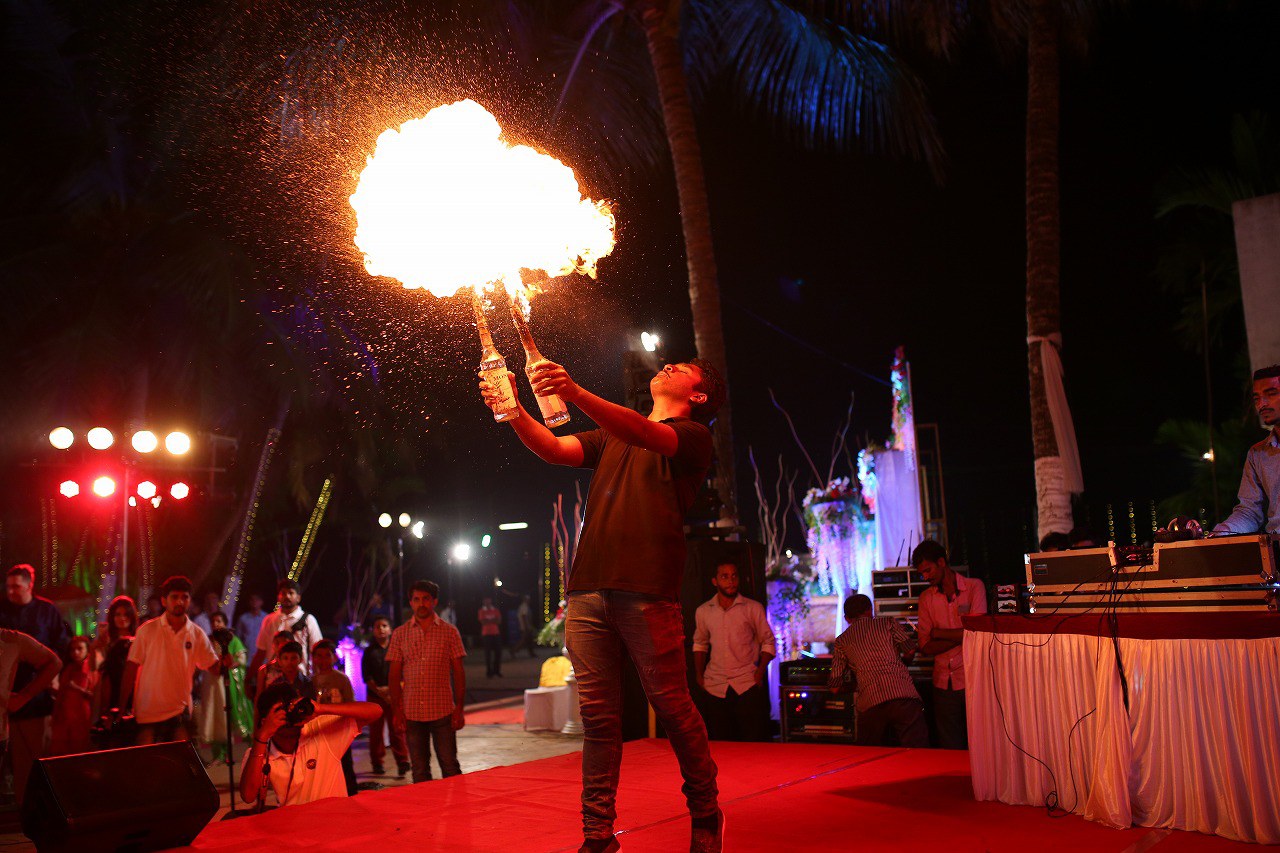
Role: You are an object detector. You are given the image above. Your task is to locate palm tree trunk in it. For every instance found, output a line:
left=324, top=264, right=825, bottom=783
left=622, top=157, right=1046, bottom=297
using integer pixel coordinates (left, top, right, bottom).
left=638, top=0, right=738, bottom=526
left=1026, top=0, right=1076, bottom=541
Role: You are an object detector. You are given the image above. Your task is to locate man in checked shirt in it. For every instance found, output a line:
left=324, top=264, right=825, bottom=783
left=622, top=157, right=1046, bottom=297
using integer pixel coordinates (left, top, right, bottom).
left=827, top=594, right=928, bottom=748
left=388, top=580, right=467, bottom=783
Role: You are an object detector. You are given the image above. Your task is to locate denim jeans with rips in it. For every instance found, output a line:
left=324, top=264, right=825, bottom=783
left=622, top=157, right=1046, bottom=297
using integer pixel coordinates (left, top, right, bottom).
left=565, top=590, right=719, bottom=840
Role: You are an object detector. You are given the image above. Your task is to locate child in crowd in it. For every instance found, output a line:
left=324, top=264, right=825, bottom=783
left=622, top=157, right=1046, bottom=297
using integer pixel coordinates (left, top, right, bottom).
left=311, top=640, right=354, bottom=704
left=253, top=637, right=308, bottom=728
left=311, top=639, right=357, bottom=795
left=254, top=630, right=296, bottom=697
left=50, top=637, right=97, bottom=755
left=198, top=612, right=254, bottom=764
left=92, top=596, right=138, bottom=719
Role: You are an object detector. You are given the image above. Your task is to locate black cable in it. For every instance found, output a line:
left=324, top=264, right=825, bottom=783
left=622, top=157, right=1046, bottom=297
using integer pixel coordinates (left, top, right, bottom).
left=985, top=558, right=1143, bottom=817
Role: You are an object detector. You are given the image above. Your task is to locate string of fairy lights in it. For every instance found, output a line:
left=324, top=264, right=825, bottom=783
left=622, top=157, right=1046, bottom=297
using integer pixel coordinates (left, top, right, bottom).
left=288, top=478, right=333, bottom=583
left=222, top=428, right=281, bottom=612
left=94, top=519, right=121, bottom=622
left=40, top=499, right=51, bottom=587
left=542, top=543, right=552, bottom=622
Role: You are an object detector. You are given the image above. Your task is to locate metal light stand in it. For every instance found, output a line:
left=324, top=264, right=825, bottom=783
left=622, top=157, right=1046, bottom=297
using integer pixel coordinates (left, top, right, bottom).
left=222, top=658, right=238, bottom=816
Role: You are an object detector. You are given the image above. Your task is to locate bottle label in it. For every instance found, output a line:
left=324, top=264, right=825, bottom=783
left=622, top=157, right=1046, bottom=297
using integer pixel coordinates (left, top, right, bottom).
left=525, top=361, right=569, bottom=426
left=481, top=363, right=518, bottom=421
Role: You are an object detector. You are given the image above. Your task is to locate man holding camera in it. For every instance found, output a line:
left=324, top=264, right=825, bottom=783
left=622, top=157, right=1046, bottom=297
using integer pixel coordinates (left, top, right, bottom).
left=239, top=679, right=381, bottom=807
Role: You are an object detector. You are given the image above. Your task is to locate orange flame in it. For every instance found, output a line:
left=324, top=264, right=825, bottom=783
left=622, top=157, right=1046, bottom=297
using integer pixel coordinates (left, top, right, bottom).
left=350, top=100, right=615, bottom=299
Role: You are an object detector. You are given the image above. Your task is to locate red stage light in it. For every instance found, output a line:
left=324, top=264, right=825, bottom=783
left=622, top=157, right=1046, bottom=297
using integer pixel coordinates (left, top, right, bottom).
left=170, top=482, right=190, bottom=500
left=92, top=476, right=116, bottom=497
left=136, top=481, right=157, bottom=500
left=59, top=480, right=80, bottom=498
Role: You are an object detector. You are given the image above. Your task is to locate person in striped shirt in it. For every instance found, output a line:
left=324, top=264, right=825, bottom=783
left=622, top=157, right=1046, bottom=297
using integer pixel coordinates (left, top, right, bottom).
left=827, top=594, right=928, bottom=748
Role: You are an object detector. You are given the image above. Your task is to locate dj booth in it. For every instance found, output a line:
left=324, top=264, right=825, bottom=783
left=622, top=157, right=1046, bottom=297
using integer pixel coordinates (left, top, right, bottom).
left=967, top=535, right=1280, bottom=843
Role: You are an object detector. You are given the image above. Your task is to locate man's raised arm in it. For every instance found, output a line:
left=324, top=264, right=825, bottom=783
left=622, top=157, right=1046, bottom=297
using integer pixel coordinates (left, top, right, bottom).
left=480, top=376, right=584, bottom=465
left=527, top=361, right=678, bottom=456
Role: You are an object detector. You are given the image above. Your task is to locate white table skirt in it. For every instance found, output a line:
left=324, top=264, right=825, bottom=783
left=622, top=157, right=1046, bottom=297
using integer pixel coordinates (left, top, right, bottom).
left=523, top=685, right=571, bottom=732
left=966, top=628, right=1280, bottom=844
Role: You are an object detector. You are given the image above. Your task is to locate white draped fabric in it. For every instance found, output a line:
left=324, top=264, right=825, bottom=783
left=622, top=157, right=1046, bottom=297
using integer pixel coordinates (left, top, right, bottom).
left=872, top=449, right=924, bottom=573
left=523, top=685, right=571, bottom=732
left=967, top=626, right=1280, bottom=844
left=1026, top=334, right=1084, bottom=494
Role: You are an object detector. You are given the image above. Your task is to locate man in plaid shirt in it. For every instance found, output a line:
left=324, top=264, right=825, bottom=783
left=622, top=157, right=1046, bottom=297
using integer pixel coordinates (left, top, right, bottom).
left=388, top=580, right=467, bottom=783
left=827, top=594, right=928, bottom=748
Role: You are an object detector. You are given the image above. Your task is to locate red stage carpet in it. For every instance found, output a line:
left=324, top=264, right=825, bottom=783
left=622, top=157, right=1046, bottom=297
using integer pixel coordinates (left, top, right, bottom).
left=465, top=704, right=525, bottom=725
left=182, top=740, right=1255, bottom=852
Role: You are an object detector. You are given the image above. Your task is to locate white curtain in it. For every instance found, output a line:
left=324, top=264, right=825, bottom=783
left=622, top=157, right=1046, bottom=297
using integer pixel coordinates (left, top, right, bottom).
left=967, top=629, right=1280, bottom=844
left=872, top=449, right=923, bottom=571
left=1125, top=637, right=1280, bottom=842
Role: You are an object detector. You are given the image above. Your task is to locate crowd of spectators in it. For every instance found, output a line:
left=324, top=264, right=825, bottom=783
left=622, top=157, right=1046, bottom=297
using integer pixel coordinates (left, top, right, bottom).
left=0, top=565, right=473, bottom=811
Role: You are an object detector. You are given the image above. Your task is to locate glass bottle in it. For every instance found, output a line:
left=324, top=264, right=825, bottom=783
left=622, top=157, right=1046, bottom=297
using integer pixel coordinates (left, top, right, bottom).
left=472, top=292, right=518, bottom=422
left=510, top=304, right=570, bottom=428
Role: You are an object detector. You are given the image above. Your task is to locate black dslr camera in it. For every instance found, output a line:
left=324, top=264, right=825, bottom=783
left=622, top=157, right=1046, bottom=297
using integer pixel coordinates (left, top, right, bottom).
left=282, top=694, right=315, bottom=725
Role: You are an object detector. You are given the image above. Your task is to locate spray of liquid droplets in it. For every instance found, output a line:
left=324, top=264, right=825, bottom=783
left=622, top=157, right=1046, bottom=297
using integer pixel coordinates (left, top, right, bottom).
left=349, top=99, right=615, bottom=301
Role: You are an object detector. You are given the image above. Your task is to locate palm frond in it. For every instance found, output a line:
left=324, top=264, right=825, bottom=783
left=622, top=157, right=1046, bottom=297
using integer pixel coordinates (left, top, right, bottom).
left=1156, top=112, right=1280, bottom=218
left=779, top=0, right=974, bottom=58
left=712, top=0, right=947, bottom=181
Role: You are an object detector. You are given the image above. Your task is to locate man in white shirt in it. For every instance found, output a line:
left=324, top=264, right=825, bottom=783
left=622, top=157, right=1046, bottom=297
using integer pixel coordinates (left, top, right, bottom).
left=120, top=575, right=230, bottom=744
left=239, top=680, right=381, bottom=807
left=0, top=628, right=60, bottom=759
left=0, top=622, right=60, bottom=799
left=248, top=579, right=322, bottom=688
left=692, top=562, right=776, bottom=742
left=913, top=540, right=986, bottom=749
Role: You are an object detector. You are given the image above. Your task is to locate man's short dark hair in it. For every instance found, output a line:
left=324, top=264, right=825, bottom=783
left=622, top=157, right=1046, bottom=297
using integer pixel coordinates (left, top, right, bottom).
left=6, top=564, right=34, bottom=585
left=279, top=640, right=304, bottom=657
left=1067, top=527, right=1101, bottom=548
left=160, top=575, right=193, bottom=596
left=689, top=358, right=726, bottom=425
left=256, top=679, right=305, bottom=721
left=910, top=540, right=948, bottom=568
left=371, top=615, right=391, bottom=628
left=843, top=594, right=873, bottom=621
left=409, top=580, right=439, bottom=599
left=277, top=579, right=300, bottom=595
left=1252, top=364, right=1280, bottom=381
left=312, top=639, right=336, bottom=654
left=1039, top=532, right=1071, bottom=552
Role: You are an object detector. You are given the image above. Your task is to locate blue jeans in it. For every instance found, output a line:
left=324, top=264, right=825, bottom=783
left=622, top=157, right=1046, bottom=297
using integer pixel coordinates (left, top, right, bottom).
left=566, top=590, right=719, bottom=840
left=405, top=716, right=461, bottom=782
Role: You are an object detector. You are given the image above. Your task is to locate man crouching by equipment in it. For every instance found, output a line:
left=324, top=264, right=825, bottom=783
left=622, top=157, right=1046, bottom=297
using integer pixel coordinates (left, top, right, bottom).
left=239, top=680, right=381, bottom=808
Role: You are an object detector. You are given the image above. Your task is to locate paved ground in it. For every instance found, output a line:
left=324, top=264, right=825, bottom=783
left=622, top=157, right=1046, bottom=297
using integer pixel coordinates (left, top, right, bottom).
left=0, top=644, right=582, bottom=848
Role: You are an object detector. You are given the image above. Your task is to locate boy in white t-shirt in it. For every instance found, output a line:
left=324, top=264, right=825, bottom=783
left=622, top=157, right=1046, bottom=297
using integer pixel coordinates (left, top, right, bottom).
left=238, top=680, right=381, bottom=808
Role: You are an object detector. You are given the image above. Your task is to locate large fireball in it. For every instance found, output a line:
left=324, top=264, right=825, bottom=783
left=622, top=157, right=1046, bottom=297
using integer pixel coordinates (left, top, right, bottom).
left=350, top=99, right=615, bottom=297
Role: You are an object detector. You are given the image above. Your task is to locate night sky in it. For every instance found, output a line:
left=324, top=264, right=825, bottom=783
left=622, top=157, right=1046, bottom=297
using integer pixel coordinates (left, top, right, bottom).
left=2, top=0, right=1277, bottom=622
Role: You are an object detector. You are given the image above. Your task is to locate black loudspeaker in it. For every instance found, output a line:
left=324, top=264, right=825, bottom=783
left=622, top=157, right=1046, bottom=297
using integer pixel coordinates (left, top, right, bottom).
left=22, top=741, right=220, bottom=852
left=620, top=539, right=768, bottom=740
